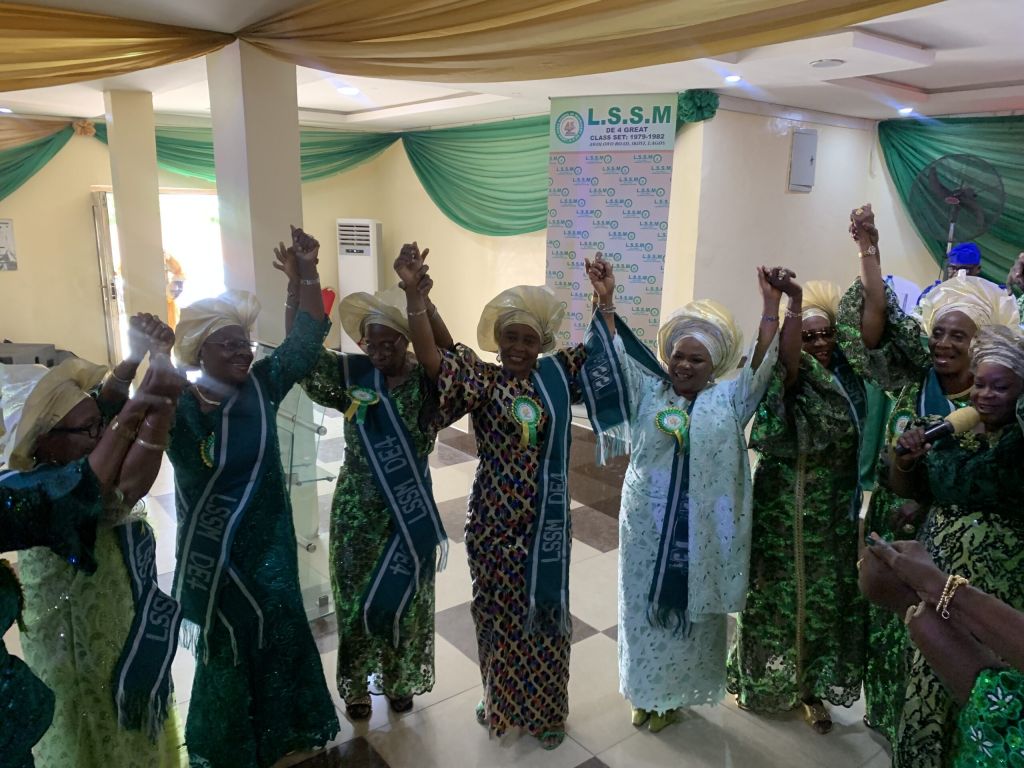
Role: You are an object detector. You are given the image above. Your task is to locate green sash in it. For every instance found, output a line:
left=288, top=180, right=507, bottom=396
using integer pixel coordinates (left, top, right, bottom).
left=525, top=356, right=573, bottom=635
left=113, top=519, right=182, bottom=740
left=918, top=367, right=959, bottom=417
left=342, top=354, right=447, bottom=646
left=172, top=377, right=269, bottom=663
left=580, top=311, right=631, bottom=463
left=830, top=349, right=868, bottom=521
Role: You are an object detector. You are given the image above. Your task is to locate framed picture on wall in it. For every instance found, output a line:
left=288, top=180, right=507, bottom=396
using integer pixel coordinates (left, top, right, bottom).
left=0, top=219, right=15, bottom=271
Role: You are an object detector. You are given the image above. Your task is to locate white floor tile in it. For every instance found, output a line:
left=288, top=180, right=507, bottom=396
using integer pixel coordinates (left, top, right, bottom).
left=569, top=550, right=620, bottom=631
left=570, top=538, right=603, bottom=565
left=566, top=634, right=636, bottom=754
left=429, top=462, right=478, bottom=504
left=367, top=688, right=591, bottom=768
left=434, top=541, right=472, bottom=612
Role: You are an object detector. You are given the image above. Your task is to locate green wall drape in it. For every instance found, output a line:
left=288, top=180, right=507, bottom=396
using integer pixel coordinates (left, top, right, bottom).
left=402, top=116, right=550, bottom=236
left=0, top=125, right=74, bottom=202
left=878, top=115, right=1024, bottom=281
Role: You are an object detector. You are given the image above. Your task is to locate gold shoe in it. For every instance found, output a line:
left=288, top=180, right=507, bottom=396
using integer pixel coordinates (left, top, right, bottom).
left=648, top=709, right=680, bottom=733
left=802, top=699, right=832, bottom=734
left=631, top=707, right=651, bottom=727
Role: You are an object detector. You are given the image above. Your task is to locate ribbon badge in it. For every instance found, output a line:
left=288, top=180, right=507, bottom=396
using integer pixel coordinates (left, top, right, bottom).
left=511, top=395, right=543, bottom=449
left=889, top=408, right=915, bottom=446
left=655, top=408, right=690, bottom=454
left=345, top=386, right=381, bottom=425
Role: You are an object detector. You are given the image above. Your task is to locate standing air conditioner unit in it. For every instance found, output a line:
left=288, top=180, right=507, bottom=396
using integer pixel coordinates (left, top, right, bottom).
left=336, top=218, right=383, bottom=353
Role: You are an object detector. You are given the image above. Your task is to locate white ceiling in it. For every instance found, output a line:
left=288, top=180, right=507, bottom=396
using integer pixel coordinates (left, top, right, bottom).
left=1, top=0, right=1022, bottom=129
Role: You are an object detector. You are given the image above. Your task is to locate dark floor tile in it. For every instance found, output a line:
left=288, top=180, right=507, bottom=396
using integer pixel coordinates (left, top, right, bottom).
left=567, top=476, right=622, bottom=517
left=602, top=625, right=618, bottom=642
left=429, top=441, right=476, bottom=468
left=571, top=453, right=629, bottom=488
left=437, top=426, right=478, bottom=457
left=434, top=601, right=479, bottom=666
left=318, top=436, right=346, bottom=463
left=571, top=506, right=620, bottom=553
left=573, top=757, right=612, bottom=768
left=296, top=736, right=391, bottom=767
left=571, top=614, right=598, bottom=643
left=436, top=496, right=469, bottom=543
left=310, top=613, right=338, bottom=654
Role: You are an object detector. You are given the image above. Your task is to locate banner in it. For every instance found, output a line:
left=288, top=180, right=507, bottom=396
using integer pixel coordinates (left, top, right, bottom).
left=546, top=94, right=676, bottom=348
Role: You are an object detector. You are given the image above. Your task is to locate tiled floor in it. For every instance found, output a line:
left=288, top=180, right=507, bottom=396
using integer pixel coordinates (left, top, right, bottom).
left=4, top=411, right=893, bottom=768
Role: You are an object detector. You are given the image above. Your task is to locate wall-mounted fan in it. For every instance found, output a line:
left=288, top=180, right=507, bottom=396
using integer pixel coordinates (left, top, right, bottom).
left=907, top=153, right=1005, bottom=271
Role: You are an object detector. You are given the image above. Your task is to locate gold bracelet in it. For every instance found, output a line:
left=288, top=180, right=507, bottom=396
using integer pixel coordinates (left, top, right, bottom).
left=856, top=557, right=864, bottom=571
left=936, top=574, right=969, bottom=620
left=904, top=601, right=926, bottom=626
left=134, top=436, right=169, bottom=451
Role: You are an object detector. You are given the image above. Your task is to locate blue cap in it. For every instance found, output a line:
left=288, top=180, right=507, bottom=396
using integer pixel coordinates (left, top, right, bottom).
left=948, top=242, right=981, bottom=266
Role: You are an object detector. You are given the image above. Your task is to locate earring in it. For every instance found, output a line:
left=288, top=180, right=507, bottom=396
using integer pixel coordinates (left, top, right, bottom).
left=496, top=352, right=503, bottom=364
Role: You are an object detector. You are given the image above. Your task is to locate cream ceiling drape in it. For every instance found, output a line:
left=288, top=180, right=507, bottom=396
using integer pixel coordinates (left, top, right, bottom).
left=0, top=0, right=938, bottom=92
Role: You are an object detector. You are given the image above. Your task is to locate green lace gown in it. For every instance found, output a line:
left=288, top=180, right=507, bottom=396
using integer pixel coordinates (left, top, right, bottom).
left=301, top=351, right=438, bottom=705
left=896, top=424, right=1024, bottom=768
left=1, top=460, right=102, bottom=768
left=167, top=312, right=339, bottom=768
left=9, top=459, right=185, bottom=768
left=836, top=279, right=971, bottom=745
left=953, top=668, right=1024, bottom=768
left=727, top=352, right=866, bottom=712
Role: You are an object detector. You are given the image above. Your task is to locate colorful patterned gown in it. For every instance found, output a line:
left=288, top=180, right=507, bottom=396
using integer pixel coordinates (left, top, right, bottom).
left=301, top=350, right=438, bottom=704
left=167, top=312, right=339, bottom=768
left=895, top=423, right=1024, bottom=768
left=15, top=464, right=185, bottom=768
left=615, top=335, right=777, bottom=712
left=727, top=352, right=866, bottom=712
left=0, top=460, right=102, bottom=768
left=433, top=343, right=585, bottom=737
left=953, top=668, right=1024, bottom=768
left=836, top=279, right=970, bottom=744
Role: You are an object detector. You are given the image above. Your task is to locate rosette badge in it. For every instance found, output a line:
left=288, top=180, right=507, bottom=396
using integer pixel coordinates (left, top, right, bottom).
left=655, top=407, right=690, bottom=453
left=511, top=395, right=544, bottom=448
left=345, top=386, right=380, bottom=425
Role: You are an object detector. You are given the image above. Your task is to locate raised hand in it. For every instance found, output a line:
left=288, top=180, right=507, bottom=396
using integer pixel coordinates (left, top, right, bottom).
left=757, top=265, right=783, bottom=307
left=584, top=252, right=615, bottom=301
left=394, top=242, right=430, bottom=291
left=849, top=203, right=879, bottom=251
left=137, top=350, right=187, bottom=403
left=767, top=267, right=801, bottom=298
left=272, top=241, right=299, bottom=283
left=290, top=225, right=320, bottom=268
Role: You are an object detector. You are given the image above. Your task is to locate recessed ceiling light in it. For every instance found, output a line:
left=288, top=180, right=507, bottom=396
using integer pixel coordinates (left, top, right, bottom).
left=0, top=107, right=12, bottom=114
left=898, top=107, right=914, bottom=115
left=724, top=75, right=742, bottom=84
left=810, top=58, right=846, bottom=69
left=336, top=86, right=360, bottom=96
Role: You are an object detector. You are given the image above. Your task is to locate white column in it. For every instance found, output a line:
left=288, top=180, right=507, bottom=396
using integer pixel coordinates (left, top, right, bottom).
left=103, top=90, right=166, bottom=320
left=207, top=40, right=303, bottom=345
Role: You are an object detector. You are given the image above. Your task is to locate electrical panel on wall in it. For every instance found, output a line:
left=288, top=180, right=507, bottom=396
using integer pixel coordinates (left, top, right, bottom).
left=789, top=128, right=818, bottom=193
left=336, top=218, right=383, bottom=353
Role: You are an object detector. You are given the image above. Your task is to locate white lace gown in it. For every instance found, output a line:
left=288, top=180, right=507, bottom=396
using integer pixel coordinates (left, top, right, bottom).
left=615, top=334, right=777, bottom=712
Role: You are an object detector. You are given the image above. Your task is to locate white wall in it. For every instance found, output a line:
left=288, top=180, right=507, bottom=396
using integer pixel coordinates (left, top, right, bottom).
left=690, top=107, right=936, bottom=336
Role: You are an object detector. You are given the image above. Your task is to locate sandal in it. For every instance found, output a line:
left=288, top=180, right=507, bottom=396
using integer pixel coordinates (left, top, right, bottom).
left=539, top=729, right=565, bottom=750
left=475, top=700, right=487, bottom=726
left=802, top=698, right=832, bottom=735
left=345, top=696, right=372, bottom=721
left=648, top=709, right=680, bottom=733
left=388, top=695, right=414, bottom=713
left=631, top=707, right=651, bottom=727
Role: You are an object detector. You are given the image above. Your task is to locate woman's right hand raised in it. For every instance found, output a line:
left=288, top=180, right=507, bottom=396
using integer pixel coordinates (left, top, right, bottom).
left=849, top=203, right=879, bottom=251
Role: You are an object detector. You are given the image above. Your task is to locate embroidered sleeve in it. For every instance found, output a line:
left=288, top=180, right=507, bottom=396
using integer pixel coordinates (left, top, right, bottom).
left=259, top=310, right=332, bottom=404
left=0, top=460, right=101, bottom=573
left=434, top=343, right=495, bottom=427
left=836, top=278, right=929, bottom=391
left=301, top=348, right=350, bottom=411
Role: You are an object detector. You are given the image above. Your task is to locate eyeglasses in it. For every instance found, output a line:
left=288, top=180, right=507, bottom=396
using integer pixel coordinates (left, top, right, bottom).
left=205, top=339, right=256, bottom=354
left=359, top=340, right=400, bottom=357
left=801, top=328, right=836, bottom=343
left=49, top=420, right=104, bottom=439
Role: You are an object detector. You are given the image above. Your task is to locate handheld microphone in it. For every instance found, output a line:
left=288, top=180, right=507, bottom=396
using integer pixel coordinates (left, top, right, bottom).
left=895, top=406, right=979, bottom=455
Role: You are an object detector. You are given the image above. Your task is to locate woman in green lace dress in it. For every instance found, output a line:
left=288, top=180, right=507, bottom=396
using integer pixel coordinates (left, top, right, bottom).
left=168, top=228, right=338, bottom=768
left=298, top=244, right=452, bottom=721
left=0, top=351, right=185, bottom=768
left=836, top=204, right=1020, bottom=744
left=879, top=325, right=1024, bottom=767
left=728, top=278, right=866, bottom=733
